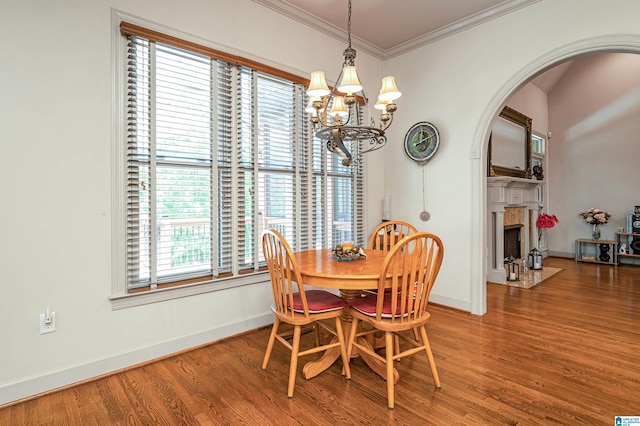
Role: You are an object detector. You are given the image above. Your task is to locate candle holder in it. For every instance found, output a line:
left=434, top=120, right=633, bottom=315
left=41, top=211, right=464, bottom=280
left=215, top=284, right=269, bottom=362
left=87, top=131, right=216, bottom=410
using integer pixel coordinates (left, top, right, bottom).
left=528, top=248, right=543, bottom=270
left=506, top=256, right=520, bottom=281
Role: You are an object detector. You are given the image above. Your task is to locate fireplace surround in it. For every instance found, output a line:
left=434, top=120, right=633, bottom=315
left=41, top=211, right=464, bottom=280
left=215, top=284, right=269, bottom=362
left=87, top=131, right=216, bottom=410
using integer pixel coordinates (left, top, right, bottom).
left=487, top=176, right=543, bottom=284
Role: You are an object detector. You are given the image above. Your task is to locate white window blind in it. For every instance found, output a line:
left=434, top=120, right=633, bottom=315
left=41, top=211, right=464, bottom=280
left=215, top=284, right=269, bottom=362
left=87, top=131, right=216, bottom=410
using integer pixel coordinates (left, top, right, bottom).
left=123, top=24, right=364, bottom=292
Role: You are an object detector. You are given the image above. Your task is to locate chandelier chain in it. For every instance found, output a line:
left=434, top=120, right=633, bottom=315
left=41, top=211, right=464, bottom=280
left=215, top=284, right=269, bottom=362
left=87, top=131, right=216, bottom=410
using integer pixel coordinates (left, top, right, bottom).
left=347, top=0, right=352, bottom=48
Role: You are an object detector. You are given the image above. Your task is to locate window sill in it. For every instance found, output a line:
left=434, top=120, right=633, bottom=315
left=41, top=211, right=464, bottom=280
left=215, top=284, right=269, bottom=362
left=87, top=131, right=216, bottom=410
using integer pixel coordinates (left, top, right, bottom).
left=109, top=271, right=270, bottom=310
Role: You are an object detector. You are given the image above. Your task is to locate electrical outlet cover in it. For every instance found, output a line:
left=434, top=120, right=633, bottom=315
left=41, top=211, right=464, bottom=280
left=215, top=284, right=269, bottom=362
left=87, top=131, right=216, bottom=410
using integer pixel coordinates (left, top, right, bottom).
left=39, top=312, right=56, bottom=334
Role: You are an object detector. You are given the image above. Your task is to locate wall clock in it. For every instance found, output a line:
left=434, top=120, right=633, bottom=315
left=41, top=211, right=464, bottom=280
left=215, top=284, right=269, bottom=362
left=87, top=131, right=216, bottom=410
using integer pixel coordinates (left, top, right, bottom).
left=404, top=122, right=440, bottom=164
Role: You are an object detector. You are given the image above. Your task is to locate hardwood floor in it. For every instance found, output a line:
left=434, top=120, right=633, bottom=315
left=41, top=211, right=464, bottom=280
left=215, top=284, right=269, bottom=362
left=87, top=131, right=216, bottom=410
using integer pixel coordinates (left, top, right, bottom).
left=2, top=257, right=639, bottom=425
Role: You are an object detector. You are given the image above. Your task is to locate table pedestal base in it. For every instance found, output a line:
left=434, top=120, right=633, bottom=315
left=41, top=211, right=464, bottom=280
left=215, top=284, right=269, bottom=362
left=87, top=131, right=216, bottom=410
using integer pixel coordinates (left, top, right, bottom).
left=303, top=289, right=399, bottom=383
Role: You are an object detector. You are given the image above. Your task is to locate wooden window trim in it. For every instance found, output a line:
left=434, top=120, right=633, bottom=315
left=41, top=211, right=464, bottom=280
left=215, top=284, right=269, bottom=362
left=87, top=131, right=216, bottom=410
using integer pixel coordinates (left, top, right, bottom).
left=120, top=22, right=309, bottom=86
left=119, top=22, right=363, bottom=103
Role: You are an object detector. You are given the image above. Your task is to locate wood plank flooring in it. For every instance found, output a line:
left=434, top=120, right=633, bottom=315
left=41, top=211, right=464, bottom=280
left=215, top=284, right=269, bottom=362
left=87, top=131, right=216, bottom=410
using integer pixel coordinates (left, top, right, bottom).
left=2, top=257, right=639, bottom=425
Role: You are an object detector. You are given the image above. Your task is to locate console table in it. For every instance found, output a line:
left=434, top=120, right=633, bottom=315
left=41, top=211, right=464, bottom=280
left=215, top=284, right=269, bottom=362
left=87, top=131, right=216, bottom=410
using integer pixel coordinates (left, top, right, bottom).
left=574, top=238, right=617, bottom=265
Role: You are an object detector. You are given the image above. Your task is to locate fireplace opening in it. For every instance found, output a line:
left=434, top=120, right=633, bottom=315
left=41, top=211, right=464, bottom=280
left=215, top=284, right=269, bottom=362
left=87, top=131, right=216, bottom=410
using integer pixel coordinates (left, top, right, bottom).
left=504, top=224, right=523, bottom=259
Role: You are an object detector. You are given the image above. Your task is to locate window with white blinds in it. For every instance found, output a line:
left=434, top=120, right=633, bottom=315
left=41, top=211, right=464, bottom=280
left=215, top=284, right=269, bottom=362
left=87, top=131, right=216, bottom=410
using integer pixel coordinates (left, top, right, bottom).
left=121, top=24, right=364, bottom=292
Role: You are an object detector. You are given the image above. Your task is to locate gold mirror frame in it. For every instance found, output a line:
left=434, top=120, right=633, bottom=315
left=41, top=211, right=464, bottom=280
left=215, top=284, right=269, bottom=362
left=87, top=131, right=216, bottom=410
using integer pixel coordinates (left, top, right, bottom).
left=488, top=106, right=532, bottom=179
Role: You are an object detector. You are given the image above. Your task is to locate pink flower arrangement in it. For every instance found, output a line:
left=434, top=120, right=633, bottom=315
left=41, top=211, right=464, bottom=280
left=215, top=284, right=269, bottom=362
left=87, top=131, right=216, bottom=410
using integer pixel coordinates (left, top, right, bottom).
left=578, top=208, right=611, bottom=225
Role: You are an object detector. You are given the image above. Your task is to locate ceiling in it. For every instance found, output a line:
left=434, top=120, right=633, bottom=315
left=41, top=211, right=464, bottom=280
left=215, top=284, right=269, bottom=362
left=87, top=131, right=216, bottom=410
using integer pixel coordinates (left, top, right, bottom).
left=253, top=0, right=539, bottom=58
left=254, top=0, right=571, bottom=93
left=528, top=60, right=574, bottom=93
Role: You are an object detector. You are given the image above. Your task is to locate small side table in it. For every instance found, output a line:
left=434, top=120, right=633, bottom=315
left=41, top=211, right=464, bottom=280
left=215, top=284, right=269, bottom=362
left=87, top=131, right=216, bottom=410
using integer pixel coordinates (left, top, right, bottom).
left=574, top=238, right=617, bottom=265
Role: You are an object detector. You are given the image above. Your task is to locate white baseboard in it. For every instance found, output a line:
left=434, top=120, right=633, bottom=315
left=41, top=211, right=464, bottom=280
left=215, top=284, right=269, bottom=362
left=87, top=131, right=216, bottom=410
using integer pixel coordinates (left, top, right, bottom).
left=549, top=251, right=573, bottom=259
left=0, top=313, right=274, bottom=406
left=429, top=293, right=471, bottom=313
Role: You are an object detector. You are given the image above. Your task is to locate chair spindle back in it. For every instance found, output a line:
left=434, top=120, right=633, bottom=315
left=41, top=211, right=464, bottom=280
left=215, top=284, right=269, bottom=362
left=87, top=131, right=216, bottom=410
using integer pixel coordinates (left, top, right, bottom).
left=262, top=229, right=309, bottom=319
left=376, top=232, right=444, bottom=323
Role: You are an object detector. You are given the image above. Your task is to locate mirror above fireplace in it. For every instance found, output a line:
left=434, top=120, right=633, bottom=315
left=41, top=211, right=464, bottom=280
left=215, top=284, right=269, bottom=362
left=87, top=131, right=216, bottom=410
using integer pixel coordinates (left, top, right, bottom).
left=488, top=106, right=532, bottom=179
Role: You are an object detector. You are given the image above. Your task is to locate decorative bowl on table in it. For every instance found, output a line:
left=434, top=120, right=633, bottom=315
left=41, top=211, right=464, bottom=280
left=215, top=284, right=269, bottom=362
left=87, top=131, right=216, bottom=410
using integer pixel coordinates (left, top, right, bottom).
left=332, top=243, right=366, bottom=261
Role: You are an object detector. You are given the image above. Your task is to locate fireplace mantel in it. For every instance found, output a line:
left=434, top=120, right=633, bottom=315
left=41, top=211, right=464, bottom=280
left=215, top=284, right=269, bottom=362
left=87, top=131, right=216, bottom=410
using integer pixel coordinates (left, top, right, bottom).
left=487, top=176, right=543, bottom=205
left=487, top=177, right=544, bottom=284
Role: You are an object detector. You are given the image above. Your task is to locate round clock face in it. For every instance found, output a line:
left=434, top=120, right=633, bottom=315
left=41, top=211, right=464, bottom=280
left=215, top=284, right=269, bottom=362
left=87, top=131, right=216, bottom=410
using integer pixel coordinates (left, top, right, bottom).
left=404, top=122, right=440, bottom=163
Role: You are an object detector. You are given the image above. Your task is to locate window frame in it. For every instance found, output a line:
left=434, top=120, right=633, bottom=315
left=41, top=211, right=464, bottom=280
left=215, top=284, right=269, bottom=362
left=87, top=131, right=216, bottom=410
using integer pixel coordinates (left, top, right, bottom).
left=531, top=132, right=548, bottom=250
left=110, top=13, right=364, bottom=309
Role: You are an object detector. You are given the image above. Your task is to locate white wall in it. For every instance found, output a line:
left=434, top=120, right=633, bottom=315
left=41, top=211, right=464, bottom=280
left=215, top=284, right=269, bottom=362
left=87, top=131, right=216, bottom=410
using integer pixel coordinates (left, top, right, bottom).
left=378, top=0, right=640, bottom=315
left=3, top=0, right=640, bottom=405
left=547, top=53, right=640, bottom=257
left=507, top=83, right=549, bottom=136
left=0, top=0, right=386, bottom=405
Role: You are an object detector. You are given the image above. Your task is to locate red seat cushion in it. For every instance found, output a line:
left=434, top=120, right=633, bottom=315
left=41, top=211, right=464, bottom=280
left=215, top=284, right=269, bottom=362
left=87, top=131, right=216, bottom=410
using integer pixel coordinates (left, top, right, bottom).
left=291, top=290, right=346, bottom=313
left=349, top=293, right=413, bottom=318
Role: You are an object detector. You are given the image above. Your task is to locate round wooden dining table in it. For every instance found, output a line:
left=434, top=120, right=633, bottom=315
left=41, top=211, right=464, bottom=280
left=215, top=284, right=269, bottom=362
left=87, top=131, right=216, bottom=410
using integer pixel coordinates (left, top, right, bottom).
left=294, top=248, right=399, bottom=383
left=295, top=248, right=388, bottom=290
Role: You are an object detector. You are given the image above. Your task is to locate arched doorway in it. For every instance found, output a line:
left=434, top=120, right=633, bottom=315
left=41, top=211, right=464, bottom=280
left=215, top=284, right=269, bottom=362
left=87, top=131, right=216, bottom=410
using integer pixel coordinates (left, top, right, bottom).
left=470, top=35, right=640, bottom=315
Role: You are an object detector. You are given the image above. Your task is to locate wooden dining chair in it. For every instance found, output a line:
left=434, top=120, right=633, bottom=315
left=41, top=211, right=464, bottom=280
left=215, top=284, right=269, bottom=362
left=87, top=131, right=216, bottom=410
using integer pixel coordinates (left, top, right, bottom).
left=261, top=229, right=351, bottom=398
left=368, top=220, right=418, bottom=252
left=365, top=220, right=418, bottom=310
left=347, top=232, right=444, bottom=410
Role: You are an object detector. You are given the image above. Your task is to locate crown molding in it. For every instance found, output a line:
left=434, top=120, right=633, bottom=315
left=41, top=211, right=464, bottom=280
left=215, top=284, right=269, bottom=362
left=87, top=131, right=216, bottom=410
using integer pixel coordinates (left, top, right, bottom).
left=252, top=0, right=386, bottom=59
left=385, top=0, right=541, bottom=59
left=253, top=0, right=540, bottom=60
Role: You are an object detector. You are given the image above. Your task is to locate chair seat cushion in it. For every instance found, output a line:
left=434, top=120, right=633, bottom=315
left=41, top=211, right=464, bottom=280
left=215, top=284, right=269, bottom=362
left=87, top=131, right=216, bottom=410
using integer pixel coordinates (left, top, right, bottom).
left=291, top=290, right=346, bottom=313
left=349, top=293, right=413, bottom=318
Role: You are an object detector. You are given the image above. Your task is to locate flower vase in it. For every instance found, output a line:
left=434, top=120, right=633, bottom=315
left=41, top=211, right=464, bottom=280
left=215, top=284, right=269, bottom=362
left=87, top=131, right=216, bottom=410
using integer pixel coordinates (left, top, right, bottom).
left=592, top=224, right=601, bottom=240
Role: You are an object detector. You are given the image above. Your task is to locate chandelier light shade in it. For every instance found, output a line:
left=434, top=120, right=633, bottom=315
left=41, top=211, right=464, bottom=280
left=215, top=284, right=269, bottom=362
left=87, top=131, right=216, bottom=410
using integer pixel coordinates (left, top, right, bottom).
left=307, top=71, right=331, bottom=97
left=306, top=0, right=401, bottom=166
left=378, top=76, right=402, bottom=101
left=329, top=96, right=348, bottom=121
left=337, top=66, right=363, bottom=95
left=374, top=98, right=391, bottom=111
left=305, top=97, right=319, bottom=114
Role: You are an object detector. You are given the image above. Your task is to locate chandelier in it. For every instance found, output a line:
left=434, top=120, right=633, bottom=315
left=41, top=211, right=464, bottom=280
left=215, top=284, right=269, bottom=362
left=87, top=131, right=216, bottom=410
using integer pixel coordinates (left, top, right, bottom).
left=305, top=0, right=401, bottom=166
